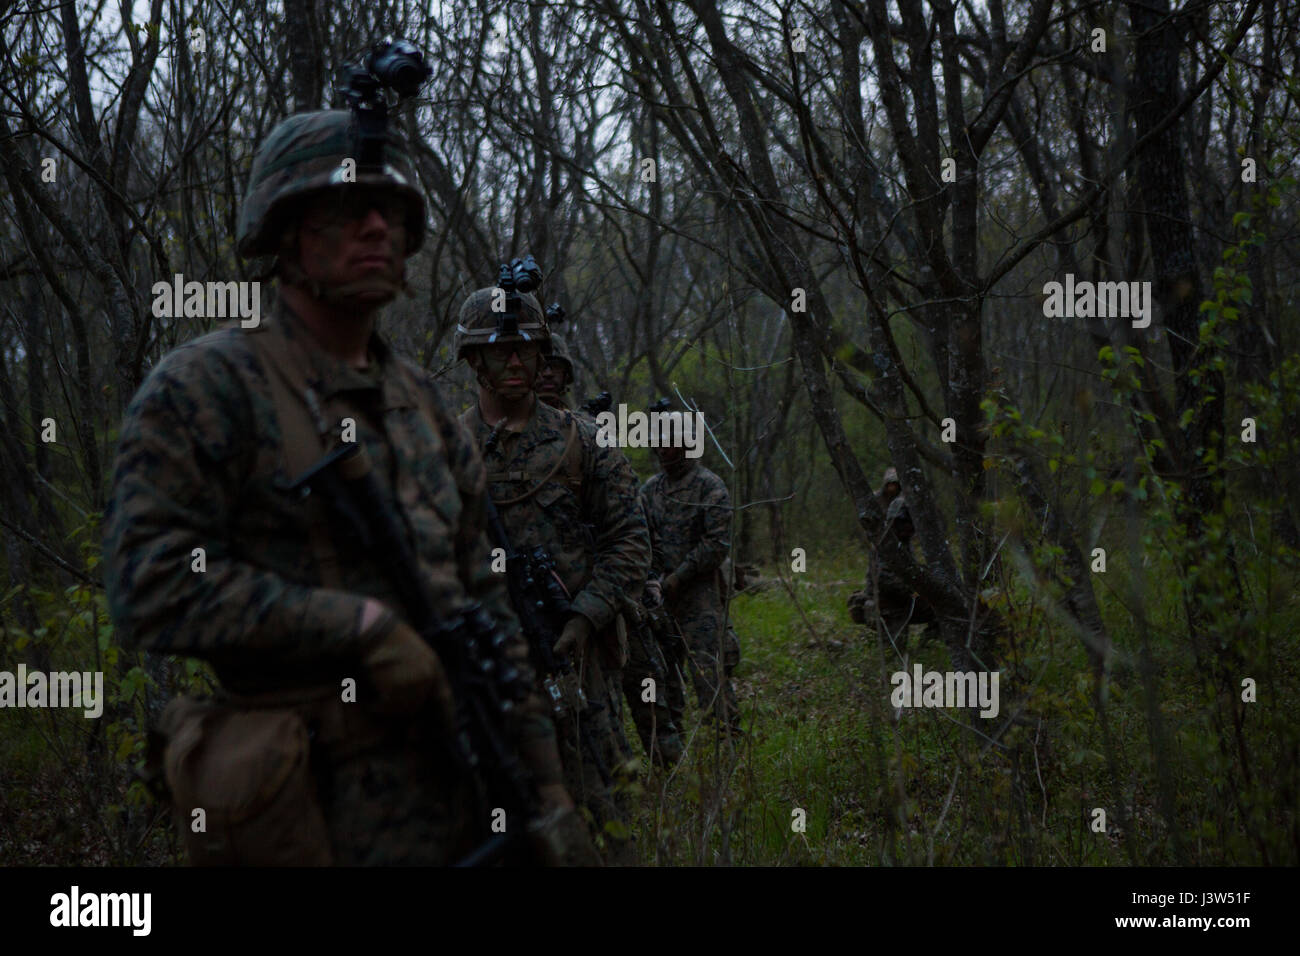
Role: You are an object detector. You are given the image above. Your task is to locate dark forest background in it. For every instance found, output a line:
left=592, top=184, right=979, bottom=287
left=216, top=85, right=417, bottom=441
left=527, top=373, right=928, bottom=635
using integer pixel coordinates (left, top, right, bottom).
left=1, top=0, right=1297, bottom=865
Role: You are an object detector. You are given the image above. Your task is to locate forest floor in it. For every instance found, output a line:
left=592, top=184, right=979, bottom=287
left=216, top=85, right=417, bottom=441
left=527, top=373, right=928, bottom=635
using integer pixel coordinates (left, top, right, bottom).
left=2, top=550, right=1296, bottom=865
left=622, top=549, right=1300, bottom=866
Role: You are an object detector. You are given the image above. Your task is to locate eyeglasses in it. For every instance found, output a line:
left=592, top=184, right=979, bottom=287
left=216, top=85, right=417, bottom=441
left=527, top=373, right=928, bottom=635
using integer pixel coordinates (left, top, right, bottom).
left=301, top=190, right=408, bottom=230
left=480, top=341, right=542, bottom=365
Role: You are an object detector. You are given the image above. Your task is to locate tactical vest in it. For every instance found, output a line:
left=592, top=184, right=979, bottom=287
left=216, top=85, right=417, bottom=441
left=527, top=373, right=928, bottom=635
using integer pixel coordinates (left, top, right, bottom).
left=475, top=406, right=629, bottom=668
left=483, top=412, right=584, bottom=505
left=154, top=315, right=447, bottom=867
left=241, top=317, right=441, bottom=588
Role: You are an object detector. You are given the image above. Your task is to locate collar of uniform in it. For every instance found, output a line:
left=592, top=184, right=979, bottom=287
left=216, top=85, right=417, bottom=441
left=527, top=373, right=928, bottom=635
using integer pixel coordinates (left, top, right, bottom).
left=262, top=298, right=416, bottom=411
left=663, top=459, right=697, bottom=484
left=473, top=396, right=568, bottom=453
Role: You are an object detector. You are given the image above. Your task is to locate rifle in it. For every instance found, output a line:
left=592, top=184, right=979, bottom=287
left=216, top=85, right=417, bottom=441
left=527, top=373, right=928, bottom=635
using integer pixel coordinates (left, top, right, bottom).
left=643, top=592, right=687, bottom=665
left=623, top=597, right=668, bottom=689
left=482, top=497, right=615, bottom=788
left=286, top=441, right=537, bottom=867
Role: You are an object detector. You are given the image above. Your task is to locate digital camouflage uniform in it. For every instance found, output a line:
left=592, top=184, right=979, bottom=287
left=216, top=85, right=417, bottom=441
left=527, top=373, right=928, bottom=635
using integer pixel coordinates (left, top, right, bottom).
left=460, top=398, right=650, bottom=852
left=640, top=460, right=739, bottom=730
left=103, top=303, right=561, bottom=864
left=537, top=371, right=681, bottom=765
left=848, top=495, right=938, bottom=636
left=850, top=466, right=905, bottom=625
left=103, top=109, right=568, bottom=866
left=619, top=499, right=685, bottom=767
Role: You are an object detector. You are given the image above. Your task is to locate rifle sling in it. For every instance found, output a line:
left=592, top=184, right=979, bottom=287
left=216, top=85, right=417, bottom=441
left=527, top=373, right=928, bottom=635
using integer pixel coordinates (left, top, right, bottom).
left=246, top=324, right=343, bottom=589
left=488, top=415, right=580, bottom=505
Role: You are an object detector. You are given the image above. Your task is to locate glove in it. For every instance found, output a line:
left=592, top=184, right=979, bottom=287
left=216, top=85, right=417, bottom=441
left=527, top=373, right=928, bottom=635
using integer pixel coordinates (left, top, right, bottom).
left=362, top=610, right=455, bottom=725
left=553, top=614, right=594, bottom=659
left=527, top=804, right=604, bottom=867
left=643, top=579, right=663, bottom=607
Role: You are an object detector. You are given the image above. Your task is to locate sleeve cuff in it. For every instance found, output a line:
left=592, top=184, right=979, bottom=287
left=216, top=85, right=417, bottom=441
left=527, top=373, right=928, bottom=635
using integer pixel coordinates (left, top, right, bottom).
left=570, top=591, right=615, bottom=631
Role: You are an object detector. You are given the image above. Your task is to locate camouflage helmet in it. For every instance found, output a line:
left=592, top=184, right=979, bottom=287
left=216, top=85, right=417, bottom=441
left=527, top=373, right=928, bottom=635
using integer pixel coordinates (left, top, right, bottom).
left=237, top=110, right=426, bottom=258
left=880, top=467, right=900, bottom=494
left=545, top=331, right=575, bottom=378
left=454, top=286, right=550, bottom=362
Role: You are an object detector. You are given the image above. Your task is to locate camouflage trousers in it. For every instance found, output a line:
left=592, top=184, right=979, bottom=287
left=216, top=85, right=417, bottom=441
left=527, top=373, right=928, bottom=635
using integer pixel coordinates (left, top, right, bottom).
left=323, top=733, right=478, bottom=865
left=550, top=651, right=635, bottom=863
left=619, top=609, right=685, bottom=766
left=665, top=581, right=740, bottom=730
left=304, top=697, right=480, bottom=865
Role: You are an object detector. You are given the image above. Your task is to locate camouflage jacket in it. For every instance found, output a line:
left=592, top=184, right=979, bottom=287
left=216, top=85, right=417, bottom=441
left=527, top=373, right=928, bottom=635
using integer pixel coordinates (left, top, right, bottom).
left=639, top=462, right=731, bottom=587
left=865, top=497, right=920, bottom=601
left=103, top=301, right=532, bottom=703
left=459, top=399, right=650, bottom=631
left=539, top=394, right=596, bottom=428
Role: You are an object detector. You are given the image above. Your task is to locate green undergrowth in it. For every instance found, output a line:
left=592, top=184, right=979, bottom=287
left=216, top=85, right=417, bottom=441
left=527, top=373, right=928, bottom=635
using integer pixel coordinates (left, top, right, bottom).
left=623, top=548, right=1300, bottom=865
left=4, top=543, right=1296, bottom=865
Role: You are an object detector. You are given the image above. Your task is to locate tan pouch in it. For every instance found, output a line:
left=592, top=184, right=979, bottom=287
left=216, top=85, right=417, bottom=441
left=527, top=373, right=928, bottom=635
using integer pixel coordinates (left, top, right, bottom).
left=160, top=695, right=332, bottom=866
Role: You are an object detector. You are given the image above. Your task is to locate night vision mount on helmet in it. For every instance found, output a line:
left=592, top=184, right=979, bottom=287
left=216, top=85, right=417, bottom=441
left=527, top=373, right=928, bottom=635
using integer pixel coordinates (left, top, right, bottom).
left=454, top=256, right=552, bottom=361
left=236, top=38, right=432, bottom=260
left=337, top=37, right=431, bottom=178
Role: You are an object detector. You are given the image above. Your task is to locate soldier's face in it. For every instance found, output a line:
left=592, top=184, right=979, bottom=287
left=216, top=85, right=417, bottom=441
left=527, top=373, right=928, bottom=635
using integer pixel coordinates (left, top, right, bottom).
left=474, top=341, right=542, bottom=400
left=883, top=482, right=901, bottom=503
left=294, top=187, right=407, bottom=304
left=656, top=443, right=687, bottom=470
left=536, top=360, right=569, bottom=400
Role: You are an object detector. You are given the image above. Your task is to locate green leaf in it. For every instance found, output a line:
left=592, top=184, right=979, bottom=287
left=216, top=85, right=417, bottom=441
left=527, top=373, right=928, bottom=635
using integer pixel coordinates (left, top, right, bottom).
left=603, top=819, right=631, bottom=840
left=114, top=733, right=135, bottom=762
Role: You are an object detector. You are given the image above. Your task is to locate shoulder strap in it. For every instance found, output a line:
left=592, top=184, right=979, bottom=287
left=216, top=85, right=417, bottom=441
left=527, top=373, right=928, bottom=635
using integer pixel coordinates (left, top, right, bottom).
left=244, top=328, right=343, bottom=589
left=490, top=414, right=580, bottom=507
left=563, top=412, right=583, bottom=490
